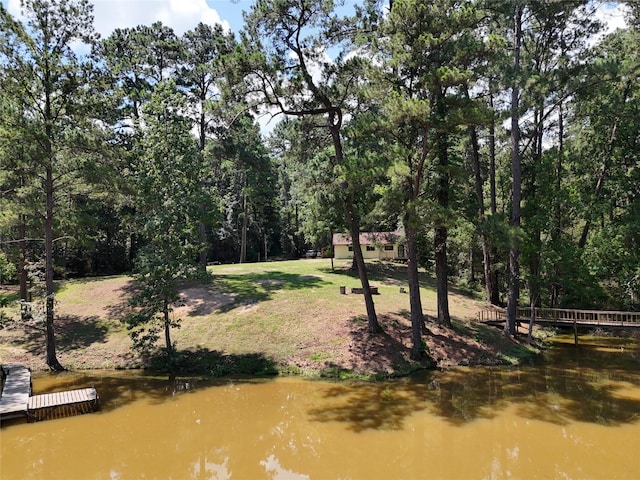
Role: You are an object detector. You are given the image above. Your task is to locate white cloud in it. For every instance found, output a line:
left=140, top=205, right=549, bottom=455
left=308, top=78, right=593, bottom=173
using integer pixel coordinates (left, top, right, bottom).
left=6, top=0, right=230, bottom=38
left=593, top=2, right=629, bottom=38
left=6, top=0, right=21, bottom=17
left=91, top=0, right=230, bottom=37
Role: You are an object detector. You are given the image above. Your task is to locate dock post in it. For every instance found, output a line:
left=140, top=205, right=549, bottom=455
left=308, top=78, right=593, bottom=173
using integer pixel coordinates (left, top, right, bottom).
left=573, top=318, right=578, bottom=346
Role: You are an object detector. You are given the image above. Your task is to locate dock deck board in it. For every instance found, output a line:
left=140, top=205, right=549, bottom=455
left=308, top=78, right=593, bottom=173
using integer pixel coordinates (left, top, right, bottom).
left=0, top=364, right=32, bottom=419
left=28, top=388, right=97, bottom=410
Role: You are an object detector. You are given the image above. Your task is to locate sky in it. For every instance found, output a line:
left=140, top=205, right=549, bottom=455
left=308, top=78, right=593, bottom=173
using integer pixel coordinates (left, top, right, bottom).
left=1, top=0, right=630, bottom=41
left=3, top=0, right=251, bottom=37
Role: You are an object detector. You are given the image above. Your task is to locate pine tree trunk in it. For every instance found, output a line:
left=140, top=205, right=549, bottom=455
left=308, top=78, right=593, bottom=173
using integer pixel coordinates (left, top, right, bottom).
left=527, top=295, right=536, bottom=346
left=406, top=227, right=425, bottom=359
left=435, top=124, right=451, bottom=327
left=435, top=226, right=451, bottom=327
left=528, top=104, right=543, bottom=319
left=45, top=164, right=63, bottom=371
left=347, top=207, right=381, bottom=333
left=240, top=175, right=248, bottom=263
left=578, top=120, right=619, bottom=249
left=551, top=103, right=564, bottom=307
left=328, top=116, right=380, bottom=333
left=506, top=5, right=523, bottom=337
left=163, top=297, right=173, bottom=357
left=468, top=119, right=494, bottom=304
left=198, top=106, right=208, bottom=273
left=19, top=217, right=28, bottom=303
left=488, top=92, right=500, bottom=306
left=198, top=216, right=208, bottom=272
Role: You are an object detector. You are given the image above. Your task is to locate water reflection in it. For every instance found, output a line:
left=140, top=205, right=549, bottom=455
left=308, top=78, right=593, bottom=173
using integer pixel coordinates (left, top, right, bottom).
left=1, top=335, right=640, bottom=479
left=191, top=454, right=230, bottom=480
left=308, top=357, right=640, bottom=432
left=260, top=454, right=309, bottom=480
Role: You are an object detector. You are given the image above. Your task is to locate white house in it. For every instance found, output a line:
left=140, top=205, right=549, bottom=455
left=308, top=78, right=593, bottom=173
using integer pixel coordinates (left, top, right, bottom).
left=332, top=231, right=405, bottom=260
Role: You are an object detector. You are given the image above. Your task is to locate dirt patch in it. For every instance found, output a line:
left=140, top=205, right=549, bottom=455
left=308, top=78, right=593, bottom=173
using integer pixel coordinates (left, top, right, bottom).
left=236, top=301, right=259, bottom=315
left=255, top=279, right=285, bottom=286
left=174, top=288, right=235, bottom=317
left=57, top=277, right=137, bottom=319
left=300, top=275, right=323, bottom=280
left=344, top=316, right=412, bottom=373
left=427, top=322, right=502, bottom=367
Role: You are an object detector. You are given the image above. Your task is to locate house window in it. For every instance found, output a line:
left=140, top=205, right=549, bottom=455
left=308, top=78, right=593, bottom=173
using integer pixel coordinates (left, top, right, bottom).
left=384, top=245, right=394, bottom=251
left=348, top=245, right=353, bottom=251
left=366, top=245, right=375, bottom=251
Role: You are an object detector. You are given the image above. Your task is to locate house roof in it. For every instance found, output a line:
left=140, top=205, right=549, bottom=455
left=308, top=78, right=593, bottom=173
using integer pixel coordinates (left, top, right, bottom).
left=332, top=231, right=402, bottom=246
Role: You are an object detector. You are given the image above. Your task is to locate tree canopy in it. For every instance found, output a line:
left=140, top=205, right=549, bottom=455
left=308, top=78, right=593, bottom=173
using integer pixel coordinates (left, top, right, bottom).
left=1, top=0, right=639, bottom=364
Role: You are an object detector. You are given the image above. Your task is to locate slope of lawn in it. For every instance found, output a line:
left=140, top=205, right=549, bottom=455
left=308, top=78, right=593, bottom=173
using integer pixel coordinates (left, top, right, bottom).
left=0, top=259, right=540, bottom=377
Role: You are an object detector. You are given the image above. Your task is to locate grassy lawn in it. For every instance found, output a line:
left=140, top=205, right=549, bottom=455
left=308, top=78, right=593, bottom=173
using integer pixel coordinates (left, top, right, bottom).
left=0, top=259, right=540, bottom=377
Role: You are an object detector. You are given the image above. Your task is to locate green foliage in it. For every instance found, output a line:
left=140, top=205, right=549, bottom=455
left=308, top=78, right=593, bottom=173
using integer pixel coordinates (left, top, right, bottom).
left=212, top=114, right=281, bottom=262
left=0, top=0, right=104, bottom=369
left=0, top=253, right=16, bottom=284
left=125, top=80, right=207, bottom=356
left=1, top=0, right=638, bottom=350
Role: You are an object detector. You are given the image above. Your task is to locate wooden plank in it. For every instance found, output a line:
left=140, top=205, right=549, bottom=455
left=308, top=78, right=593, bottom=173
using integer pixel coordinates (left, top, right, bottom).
left=28, top=388, right=97, bottom=410
left=0, top=364, right=32, bottom=418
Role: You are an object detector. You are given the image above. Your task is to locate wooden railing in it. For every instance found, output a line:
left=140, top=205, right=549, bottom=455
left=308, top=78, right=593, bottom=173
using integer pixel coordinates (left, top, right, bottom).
left=478, top=307, right=640, bottom=327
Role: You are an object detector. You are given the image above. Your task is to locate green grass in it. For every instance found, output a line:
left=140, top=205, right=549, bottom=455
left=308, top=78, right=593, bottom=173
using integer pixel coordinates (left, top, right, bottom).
left=0, top=259, right=514, bottom=376
left=309, top=351, right=332, bottom=362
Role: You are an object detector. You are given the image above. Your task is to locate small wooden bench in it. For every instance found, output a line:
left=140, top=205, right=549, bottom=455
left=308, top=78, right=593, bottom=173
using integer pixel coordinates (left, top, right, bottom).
left=351, top=287, right=379, bottom=294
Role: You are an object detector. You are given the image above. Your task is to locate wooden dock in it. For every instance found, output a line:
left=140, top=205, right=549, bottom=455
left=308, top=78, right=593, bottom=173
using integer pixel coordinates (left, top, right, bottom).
left=0, top=364, right=98, bottom=424
left=0, top=364, right=32, bottom=420
left=478, top=307, right=640, bottom=344
left=28, top=388, right=98, bottom=421
left=478, top=307, right=640, bottom=330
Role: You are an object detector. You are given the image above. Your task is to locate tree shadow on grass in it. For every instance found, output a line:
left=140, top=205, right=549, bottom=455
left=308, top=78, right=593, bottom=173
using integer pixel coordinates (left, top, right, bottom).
left=17, top=315, right=109, bottom=357
left=211, top=271, right=327, bottom=313
left=327, top=313, right=432, bottom=378
left=56, top=315, right=109, bottom=353
left=424, top=318, right=535, bottom=366
left=105, top=279, right=140, bottom=320
left=103, top=272, right=327, bottom=319
left=322, top=261, right=484, bottom=301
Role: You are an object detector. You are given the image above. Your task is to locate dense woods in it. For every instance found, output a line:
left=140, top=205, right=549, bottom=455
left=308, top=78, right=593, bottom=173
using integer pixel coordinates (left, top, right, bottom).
left=1, top=0, right=639, bottom=367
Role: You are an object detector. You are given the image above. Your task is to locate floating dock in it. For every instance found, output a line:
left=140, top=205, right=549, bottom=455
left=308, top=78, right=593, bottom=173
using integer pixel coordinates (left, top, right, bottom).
left=0, top=364, right=98, bottom=424
left=0, top=364, right=32, bottom=420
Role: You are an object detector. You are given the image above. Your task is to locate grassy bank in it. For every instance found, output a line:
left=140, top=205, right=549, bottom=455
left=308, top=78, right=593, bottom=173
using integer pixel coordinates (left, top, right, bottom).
left=0, top=259, right=542, bottom=377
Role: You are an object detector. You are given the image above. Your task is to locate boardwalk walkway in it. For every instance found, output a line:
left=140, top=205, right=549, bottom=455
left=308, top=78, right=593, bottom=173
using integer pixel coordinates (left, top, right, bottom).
left=478, top=307, right=640, bottom=332
left=0, top=364, right=98, bottom=423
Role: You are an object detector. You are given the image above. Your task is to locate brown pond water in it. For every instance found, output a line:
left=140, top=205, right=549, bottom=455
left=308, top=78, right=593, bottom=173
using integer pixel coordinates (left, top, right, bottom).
left=2, top=335, right=640, bottom=479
